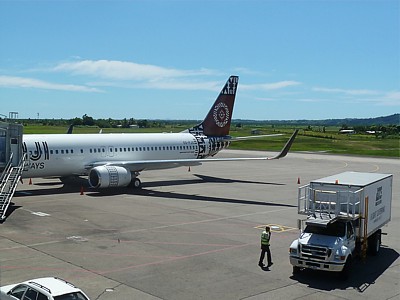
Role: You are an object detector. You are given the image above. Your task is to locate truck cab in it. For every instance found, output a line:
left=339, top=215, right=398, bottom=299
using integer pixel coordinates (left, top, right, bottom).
left=289, top=217, right=356, bottom=277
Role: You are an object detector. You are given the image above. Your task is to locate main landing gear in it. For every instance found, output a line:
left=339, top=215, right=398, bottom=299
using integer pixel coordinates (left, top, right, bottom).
left=131, top=177, right=142, bottom=189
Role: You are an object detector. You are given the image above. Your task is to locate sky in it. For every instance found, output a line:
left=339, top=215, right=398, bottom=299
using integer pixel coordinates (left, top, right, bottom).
left=0, top=0, right=399, bottom=121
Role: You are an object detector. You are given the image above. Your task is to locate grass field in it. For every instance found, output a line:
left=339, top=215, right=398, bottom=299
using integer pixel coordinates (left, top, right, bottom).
left=22, top=124, right=399, bottom=158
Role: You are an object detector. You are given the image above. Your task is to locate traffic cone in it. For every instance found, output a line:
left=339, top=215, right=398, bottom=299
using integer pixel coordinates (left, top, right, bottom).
left=297, top=177, right=300, bottom=184
left=80, top=186, right=85, bottom=195
left=29, top=178, right=32, bottom=185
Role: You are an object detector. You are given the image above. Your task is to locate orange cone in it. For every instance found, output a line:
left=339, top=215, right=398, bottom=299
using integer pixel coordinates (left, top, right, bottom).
left=29, top=178, right=32, bottom=185
left=80, top=186, right=85, bottom=195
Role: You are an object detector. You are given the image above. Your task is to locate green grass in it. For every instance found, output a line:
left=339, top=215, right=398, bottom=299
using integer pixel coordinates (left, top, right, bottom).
left=22, top=125, right=399, bottom=158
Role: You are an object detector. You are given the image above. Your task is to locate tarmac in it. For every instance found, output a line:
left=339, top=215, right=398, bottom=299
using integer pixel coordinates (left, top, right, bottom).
left=0, top=151, right=399, bottom=300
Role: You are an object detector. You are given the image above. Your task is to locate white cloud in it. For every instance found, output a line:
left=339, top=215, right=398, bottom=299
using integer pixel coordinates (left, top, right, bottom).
left=241, top=81, right=301, bottom=91
left=0, top=75, right=101, bottom=92
left=87, top=79, right=221, bottom=91
left=312, top=87, right=379, bottom=96
left=53, top=60, right=216, bottom=81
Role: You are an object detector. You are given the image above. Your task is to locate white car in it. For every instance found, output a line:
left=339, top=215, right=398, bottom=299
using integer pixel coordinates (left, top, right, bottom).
left=0, top=277, right=90, bottom=300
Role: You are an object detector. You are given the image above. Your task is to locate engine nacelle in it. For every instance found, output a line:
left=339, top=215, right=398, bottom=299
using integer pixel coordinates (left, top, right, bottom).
left=88, top=166, right=132, bottom=188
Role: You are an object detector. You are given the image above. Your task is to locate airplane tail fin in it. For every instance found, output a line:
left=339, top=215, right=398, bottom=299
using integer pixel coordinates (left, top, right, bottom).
left=187, top=76, right=238, bottom=137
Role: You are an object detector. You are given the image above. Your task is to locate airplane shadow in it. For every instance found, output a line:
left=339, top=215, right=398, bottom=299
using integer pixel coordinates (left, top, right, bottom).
left=14, top=174, right=285, bottom=197
left=4, top=174, right=293, bottom=221
left=290, top=246, right=399, bottom=293
left=0, top=202, right=23, bottom=223
left=85, top=174, right=292, bottom=207
left=87, top=187, right=296, bottom=208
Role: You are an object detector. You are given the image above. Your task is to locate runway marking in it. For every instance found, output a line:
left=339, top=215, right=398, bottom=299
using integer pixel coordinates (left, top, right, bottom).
left=119, top=207, right=294, bottom=235
left=31, top=211, right=51, bottom=217
left=254, top=224, right=297, bottom=233
left=22, top=208, right=50, bottom=217
left=0, top=240, right=61, bottom=251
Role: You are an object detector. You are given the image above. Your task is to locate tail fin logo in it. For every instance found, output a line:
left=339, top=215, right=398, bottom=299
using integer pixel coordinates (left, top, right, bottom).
left=213, top=102, right=230, bottom=128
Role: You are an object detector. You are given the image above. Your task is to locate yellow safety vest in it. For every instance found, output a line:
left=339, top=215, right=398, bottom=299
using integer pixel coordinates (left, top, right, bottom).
left=261, top=231, right=270, bottom=246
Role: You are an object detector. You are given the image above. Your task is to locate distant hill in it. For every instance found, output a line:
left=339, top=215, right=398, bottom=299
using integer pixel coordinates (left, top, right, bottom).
left=233, top=114, right=399, bottom=126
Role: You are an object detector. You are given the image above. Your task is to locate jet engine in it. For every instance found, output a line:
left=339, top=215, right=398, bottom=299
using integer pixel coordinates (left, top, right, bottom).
left=88, top=166, right=132, bottom=188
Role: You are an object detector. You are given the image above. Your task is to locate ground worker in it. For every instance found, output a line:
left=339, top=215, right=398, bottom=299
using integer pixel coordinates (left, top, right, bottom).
left=258, top=226, right=273, bottom=268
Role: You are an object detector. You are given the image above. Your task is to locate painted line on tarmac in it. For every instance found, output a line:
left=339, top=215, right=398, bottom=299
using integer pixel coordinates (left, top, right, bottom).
left=119, top=207, right=294, bottom=235
left=254, top=224, right=297, bottom=233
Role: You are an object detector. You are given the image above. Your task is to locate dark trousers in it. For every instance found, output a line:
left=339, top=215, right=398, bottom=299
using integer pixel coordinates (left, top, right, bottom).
left=259, top=245, right=272, bottom=265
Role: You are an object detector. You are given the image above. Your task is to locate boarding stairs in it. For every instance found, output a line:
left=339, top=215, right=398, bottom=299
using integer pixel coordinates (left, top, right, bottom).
left=0, top=153, right=26, bottom=221
left=297, top=184, right=362, bottom=220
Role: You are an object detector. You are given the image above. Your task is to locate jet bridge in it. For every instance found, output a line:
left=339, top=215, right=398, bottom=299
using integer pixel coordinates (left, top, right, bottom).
left=0, top=122, right=25, bottom=221
left=0, top=122, right=24, bottom=169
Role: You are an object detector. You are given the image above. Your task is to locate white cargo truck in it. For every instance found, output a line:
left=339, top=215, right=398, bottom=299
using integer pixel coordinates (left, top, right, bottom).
left=289, top=172, right=393, bottom=278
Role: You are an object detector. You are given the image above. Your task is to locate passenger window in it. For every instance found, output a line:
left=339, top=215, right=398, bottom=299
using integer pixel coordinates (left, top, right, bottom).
left=9, top=285, right=27, bottom=299
left=347, top=224, right=353, bottom=238
left=93, top=149, right=96, bottom=153
left=23, top=288, right=38, bottom=300
left=102, top=148, right=105, bottom=152
left=37, top=292, right=48, bottom=300
left=55, top=150, right=59, bottom=154
left=71, top=149, right=74, bottom=154
left=80, top=149, right=83, bottom=153
left=61, top=150, right=64, bottom=154
left=50, top=150, right=53, bottom=154
left=120, top=148, right=122, bottom=152
left=66, top=150, right=69, bottom=154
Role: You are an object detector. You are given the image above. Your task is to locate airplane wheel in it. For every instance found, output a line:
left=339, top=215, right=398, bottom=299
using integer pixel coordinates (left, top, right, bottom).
left=133, top=178, right=141, bottom=189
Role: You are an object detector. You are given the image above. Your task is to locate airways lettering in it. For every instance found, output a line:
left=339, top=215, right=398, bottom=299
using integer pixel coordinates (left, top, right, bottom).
left=28, top=162, right=45, bottom=169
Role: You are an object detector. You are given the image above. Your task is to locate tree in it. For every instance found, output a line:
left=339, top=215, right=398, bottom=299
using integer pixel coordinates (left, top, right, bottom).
left=82, top=114, right=95, bottom=126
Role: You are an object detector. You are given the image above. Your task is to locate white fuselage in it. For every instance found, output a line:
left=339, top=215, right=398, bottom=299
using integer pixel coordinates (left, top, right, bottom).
left=22, top=132, right=227, bottom=178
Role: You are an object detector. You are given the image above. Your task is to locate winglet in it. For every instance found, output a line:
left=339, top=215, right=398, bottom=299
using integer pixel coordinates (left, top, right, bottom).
left=269, top=129, right=298, bottom=159
left=66, top=124, right=74, bottom=134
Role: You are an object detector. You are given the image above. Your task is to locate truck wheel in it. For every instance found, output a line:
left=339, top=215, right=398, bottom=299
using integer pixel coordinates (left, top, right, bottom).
left=292, top=266, right=301, bottom=275
left=340, top=256, right=352, bottom=281
left=368, top=230, right=381, bottom=256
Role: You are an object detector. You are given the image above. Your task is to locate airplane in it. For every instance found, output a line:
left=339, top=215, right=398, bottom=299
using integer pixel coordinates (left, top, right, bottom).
left=21, top=76, right=298, bottom=189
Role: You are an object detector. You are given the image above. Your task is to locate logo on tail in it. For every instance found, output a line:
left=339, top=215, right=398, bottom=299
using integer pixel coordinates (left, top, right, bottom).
left=213, top=102, right=230, bottom=128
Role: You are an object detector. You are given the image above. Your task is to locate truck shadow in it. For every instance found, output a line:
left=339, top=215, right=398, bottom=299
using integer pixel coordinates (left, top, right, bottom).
left=290, top=246, right=399, bottom=292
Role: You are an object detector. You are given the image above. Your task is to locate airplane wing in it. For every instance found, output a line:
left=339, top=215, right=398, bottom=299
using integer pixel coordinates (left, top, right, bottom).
left=229, top=133, right=283, bottom=141
left=86, top=130, right=298, bottom=172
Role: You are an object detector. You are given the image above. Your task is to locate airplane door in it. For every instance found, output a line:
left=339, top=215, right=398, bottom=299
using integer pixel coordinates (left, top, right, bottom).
left=108, top=146, right=114, bottom=157
left=0, top=135, right=5, bottom=164
left=10, top=138, right=19, bottom=165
